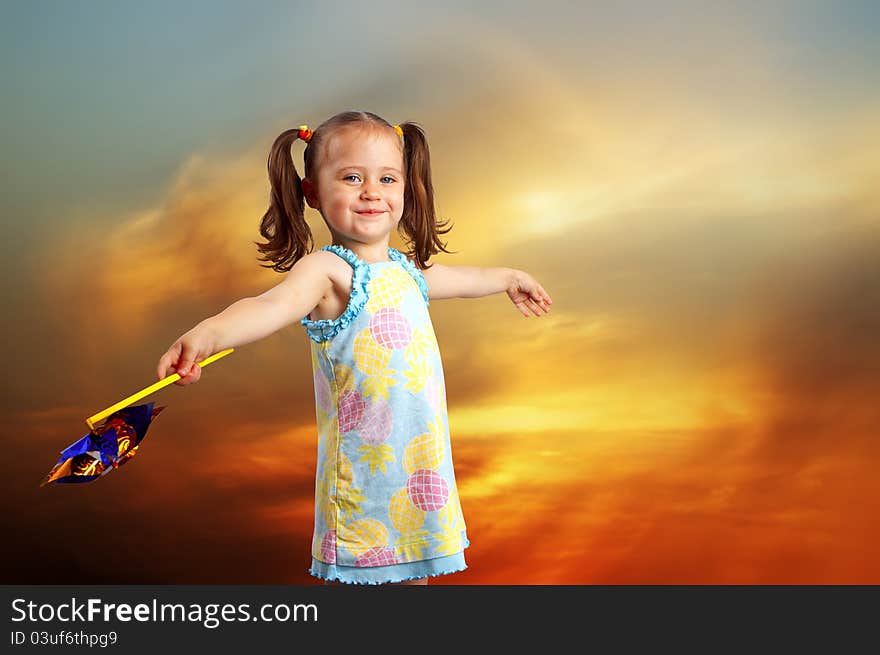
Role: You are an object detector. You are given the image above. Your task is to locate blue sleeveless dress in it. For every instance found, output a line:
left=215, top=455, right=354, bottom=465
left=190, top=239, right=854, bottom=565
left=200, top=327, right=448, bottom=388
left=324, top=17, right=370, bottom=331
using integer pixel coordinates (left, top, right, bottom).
left=300, top=245, right=469, bottom=584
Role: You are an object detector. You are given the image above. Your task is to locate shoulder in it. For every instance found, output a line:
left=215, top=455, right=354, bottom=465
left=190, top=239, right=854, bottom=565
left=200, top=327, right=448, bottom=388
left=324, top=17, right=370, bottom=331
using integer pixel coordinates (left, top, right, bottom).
left=293, top=249, right=367, bottom=298
left=275, top=251, right=342, bottom=297
left=294, top=249, right=351, bottom=277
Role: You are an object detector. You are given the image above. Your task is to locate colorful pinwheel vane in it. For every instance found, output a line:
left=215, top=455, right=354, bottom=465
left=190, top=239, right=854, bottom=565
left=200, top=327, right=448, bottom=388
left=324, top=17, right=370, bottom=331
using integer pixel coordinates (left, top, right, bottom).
left=41, top=348, right=234, bottom=486
left=41, top=402, right=164, bottom=486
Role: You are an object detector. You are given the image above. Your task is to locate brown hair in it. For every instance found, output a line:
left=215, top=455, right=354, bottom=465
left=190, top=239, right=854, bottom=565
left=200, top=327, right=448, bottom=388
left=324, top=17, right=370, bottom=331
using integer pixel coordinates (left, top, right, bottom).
left=255, top=110, right=454, bottom=271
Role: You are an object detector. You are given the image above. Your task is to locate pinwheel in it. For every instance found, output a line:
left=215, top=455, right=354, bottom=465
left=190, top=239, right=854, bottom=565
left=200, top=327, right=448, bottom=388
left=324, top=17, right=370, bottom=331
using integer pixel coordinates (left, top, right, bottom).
left=41, top=348, right=234, bottom=486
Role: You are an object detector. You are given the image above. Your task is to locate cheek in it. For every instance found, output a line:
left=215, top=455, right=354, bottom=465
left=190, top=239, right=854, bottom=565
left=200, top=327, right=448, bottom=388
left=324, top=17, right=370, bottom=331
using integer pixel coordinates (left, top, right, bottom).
left=326, top=194, right=353, bottom=211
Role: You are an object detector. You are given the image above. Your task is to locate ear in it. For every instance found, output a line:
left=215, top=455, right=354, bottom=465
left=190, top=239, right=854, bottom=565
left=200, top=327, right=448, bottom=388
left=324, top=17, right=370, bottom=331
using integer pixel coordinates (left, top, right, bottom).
left=301, top=178, right=320, bottom=210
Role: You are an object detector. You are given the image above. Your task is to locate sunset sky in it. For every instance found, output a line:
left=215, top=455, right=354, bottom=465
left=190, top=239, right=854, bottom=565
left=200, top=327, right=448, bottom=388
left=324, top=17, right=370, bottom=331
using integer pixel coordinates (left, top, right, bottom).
left=2, top=1, right=879, bottom=584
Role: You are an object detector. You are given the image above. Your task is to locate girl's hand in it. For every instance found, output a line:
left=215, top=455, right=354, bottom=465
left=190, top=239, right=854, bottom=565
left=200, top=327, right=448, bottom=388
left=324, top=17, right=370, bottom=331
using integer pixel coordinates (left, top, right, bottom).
left=156, top=324, right=218, bottom=386
left=507, top=271, right=553, bottom=318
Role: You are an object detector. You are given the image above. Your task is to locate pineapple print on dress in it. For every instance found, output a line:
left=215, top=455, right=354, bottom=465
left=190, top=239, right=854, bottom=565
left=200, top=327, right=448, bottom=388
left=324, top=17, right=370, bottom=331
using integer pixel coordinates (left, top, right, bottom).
left=311, top=341, right=337, bottom=431
left=364, top=266, right=413, bottom=312
left=356, top=398, right=395, bottom=475
left=313, top=367, right=333, bottom=416
left=302, top=245, right=469, bottom=577
left=338, top=388, right=366, bottom=433
left=353, top=328, right=397, bottom=401
left=435, top=483, right=467, bottom=555
left=313, top=459, right=338, bottom=561
left=388, top=416, right=450, bottom=562
left=388, top=488, right=429, bottom=561
left=423, top=370, right=448, bottom=415
left=321, top=530, right=337, bottom=564
left=370, top=307, right=412, bottom=349
left=351, top=306, right=410, bottom=475
left=339, top=518, right=399, bottom=567
left=403, top=414, right=466, bottom=557
left=335, top=452, right=365, bottom=520
left=403, top=325, right=436, bottom=394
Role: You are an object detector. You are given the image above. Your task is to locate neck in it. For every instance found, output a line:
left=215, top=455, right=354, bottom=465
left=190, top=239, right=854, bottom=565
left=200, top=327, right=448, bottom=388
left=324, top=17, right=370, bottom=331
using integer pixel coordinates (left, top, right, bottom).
left=333, top=240, right=392, bottom=264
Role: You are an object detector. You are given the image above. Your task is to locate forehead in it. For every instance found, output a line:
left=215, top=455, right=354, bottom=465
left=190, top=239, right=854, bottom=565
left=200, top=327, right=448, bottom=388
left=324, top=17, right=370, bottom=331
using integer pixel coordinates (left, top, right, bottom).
left=321, top=125, right=403, bottom=170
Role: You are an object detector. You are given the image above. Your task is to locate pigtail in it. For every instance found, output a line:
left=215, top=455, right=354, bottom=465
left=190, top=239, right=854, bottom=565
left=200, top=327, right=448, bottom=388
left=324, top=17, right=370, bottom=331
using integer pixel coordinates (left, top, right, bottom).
left=255, top=128, right=313, bottom=272
left=397, top=122, right=455, bottom=270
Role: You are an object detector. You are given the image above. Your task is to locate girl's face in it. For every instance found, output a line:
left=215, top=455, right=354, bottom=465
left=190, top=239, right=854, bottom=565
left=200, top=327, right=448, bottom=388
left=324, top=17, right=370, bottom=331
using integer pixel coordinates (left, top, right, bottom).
left=303, top=125, right=405, bottom=247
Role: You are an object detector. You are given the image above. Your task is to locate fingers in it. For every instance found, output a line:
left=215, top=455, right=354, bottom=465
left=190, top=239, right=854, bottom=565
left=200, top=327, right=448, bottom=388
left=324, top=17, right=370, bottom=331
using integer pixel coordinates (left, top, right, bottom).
left=538, top=285, right=553, bottom=305
left=533, top=295, right=551, bottom=314
left=176, top=343, right=200, bottom=377
left=175, top=362, right=201, bottom=386
left=513, top=279, right=553, bottom=318
left=525, top=298, right=544, bottom=316
left=157, top=341, right=203, bottom=385
left=157, top=344, right=181, bottom=380
left=175, top=341, right=202, bottom=385
left=517, top=295, right=551, bottom=317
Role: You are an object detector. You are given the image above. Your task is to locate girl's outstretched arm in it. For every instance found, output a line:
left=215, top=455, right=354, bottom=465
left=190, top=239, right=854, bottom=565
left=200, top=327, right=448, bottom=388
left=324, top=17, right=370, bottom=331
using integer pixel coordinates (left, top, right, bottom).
left=156, top=252, right=333, bottom=384
left=421, top=263, right=553, bottom=317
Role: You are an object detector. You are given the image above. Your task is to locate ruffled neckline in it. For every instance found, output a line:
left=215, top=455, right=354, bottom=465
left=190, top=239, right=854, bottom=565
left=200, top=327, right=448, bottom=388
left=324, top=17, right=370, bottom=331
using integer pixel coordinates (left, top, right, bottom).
left=328, top=244, right=395, bottom=266
left=300, top=244, right=430, bottom=343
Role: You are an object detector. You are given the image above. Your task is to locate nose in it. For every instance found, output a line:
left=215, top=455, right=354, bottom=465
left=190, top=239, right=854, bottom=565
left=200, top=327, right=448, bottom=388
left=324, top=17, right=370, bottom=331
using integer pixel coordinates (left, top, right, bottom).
left=360, top=181, right=380, bottom=199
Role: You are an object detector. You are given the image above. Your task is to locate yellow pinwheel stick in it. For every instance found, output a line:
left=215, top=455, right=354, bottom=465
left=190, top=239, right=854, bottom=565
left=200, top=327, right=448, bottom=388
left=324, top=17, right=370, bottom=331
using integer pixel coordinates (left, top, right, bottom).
left=85, top=348, right=234, bottom=430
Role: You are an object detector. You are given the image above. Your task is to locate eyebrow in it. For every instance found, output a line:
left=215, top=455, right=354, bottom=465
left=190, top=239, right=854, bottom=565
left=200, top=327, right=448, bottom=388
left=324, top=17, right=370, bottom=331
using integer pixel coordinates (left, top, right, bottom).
left=335, top=166, right=403, bottom=175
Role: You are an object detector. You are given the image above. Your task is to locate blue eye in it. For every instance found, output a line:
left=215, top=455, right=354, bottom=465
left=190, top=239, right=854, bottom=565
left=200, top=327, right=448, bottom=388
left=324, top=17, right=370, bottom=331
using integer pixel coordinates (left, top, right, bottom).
left=343, top=174, right=397, bottom=183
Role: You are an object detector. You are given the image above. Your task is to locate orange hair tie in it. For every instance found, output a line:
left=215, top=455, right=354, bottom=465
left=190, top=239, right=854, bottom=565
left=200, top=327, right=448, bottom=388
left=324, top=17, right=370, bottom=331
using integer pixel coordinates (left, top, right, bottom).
left=297, top=123, right=400, bottom=142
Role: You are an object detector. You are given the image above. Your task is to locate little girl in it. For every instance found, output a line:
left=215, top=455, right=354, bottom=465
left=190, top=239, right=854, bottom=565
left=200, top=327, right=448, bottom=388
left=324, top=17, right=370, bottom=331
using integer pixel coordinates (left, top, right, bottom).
left=156, top=111, right=553, bottom=585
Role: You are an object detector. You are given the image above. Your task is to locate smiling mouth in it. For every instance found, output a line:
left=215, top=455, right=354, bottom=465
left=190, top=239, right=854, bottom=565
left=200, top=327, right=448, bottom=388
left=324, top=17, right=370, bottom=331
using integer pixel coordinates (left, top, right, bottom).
left=356, top=211, right=385, bottom=216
